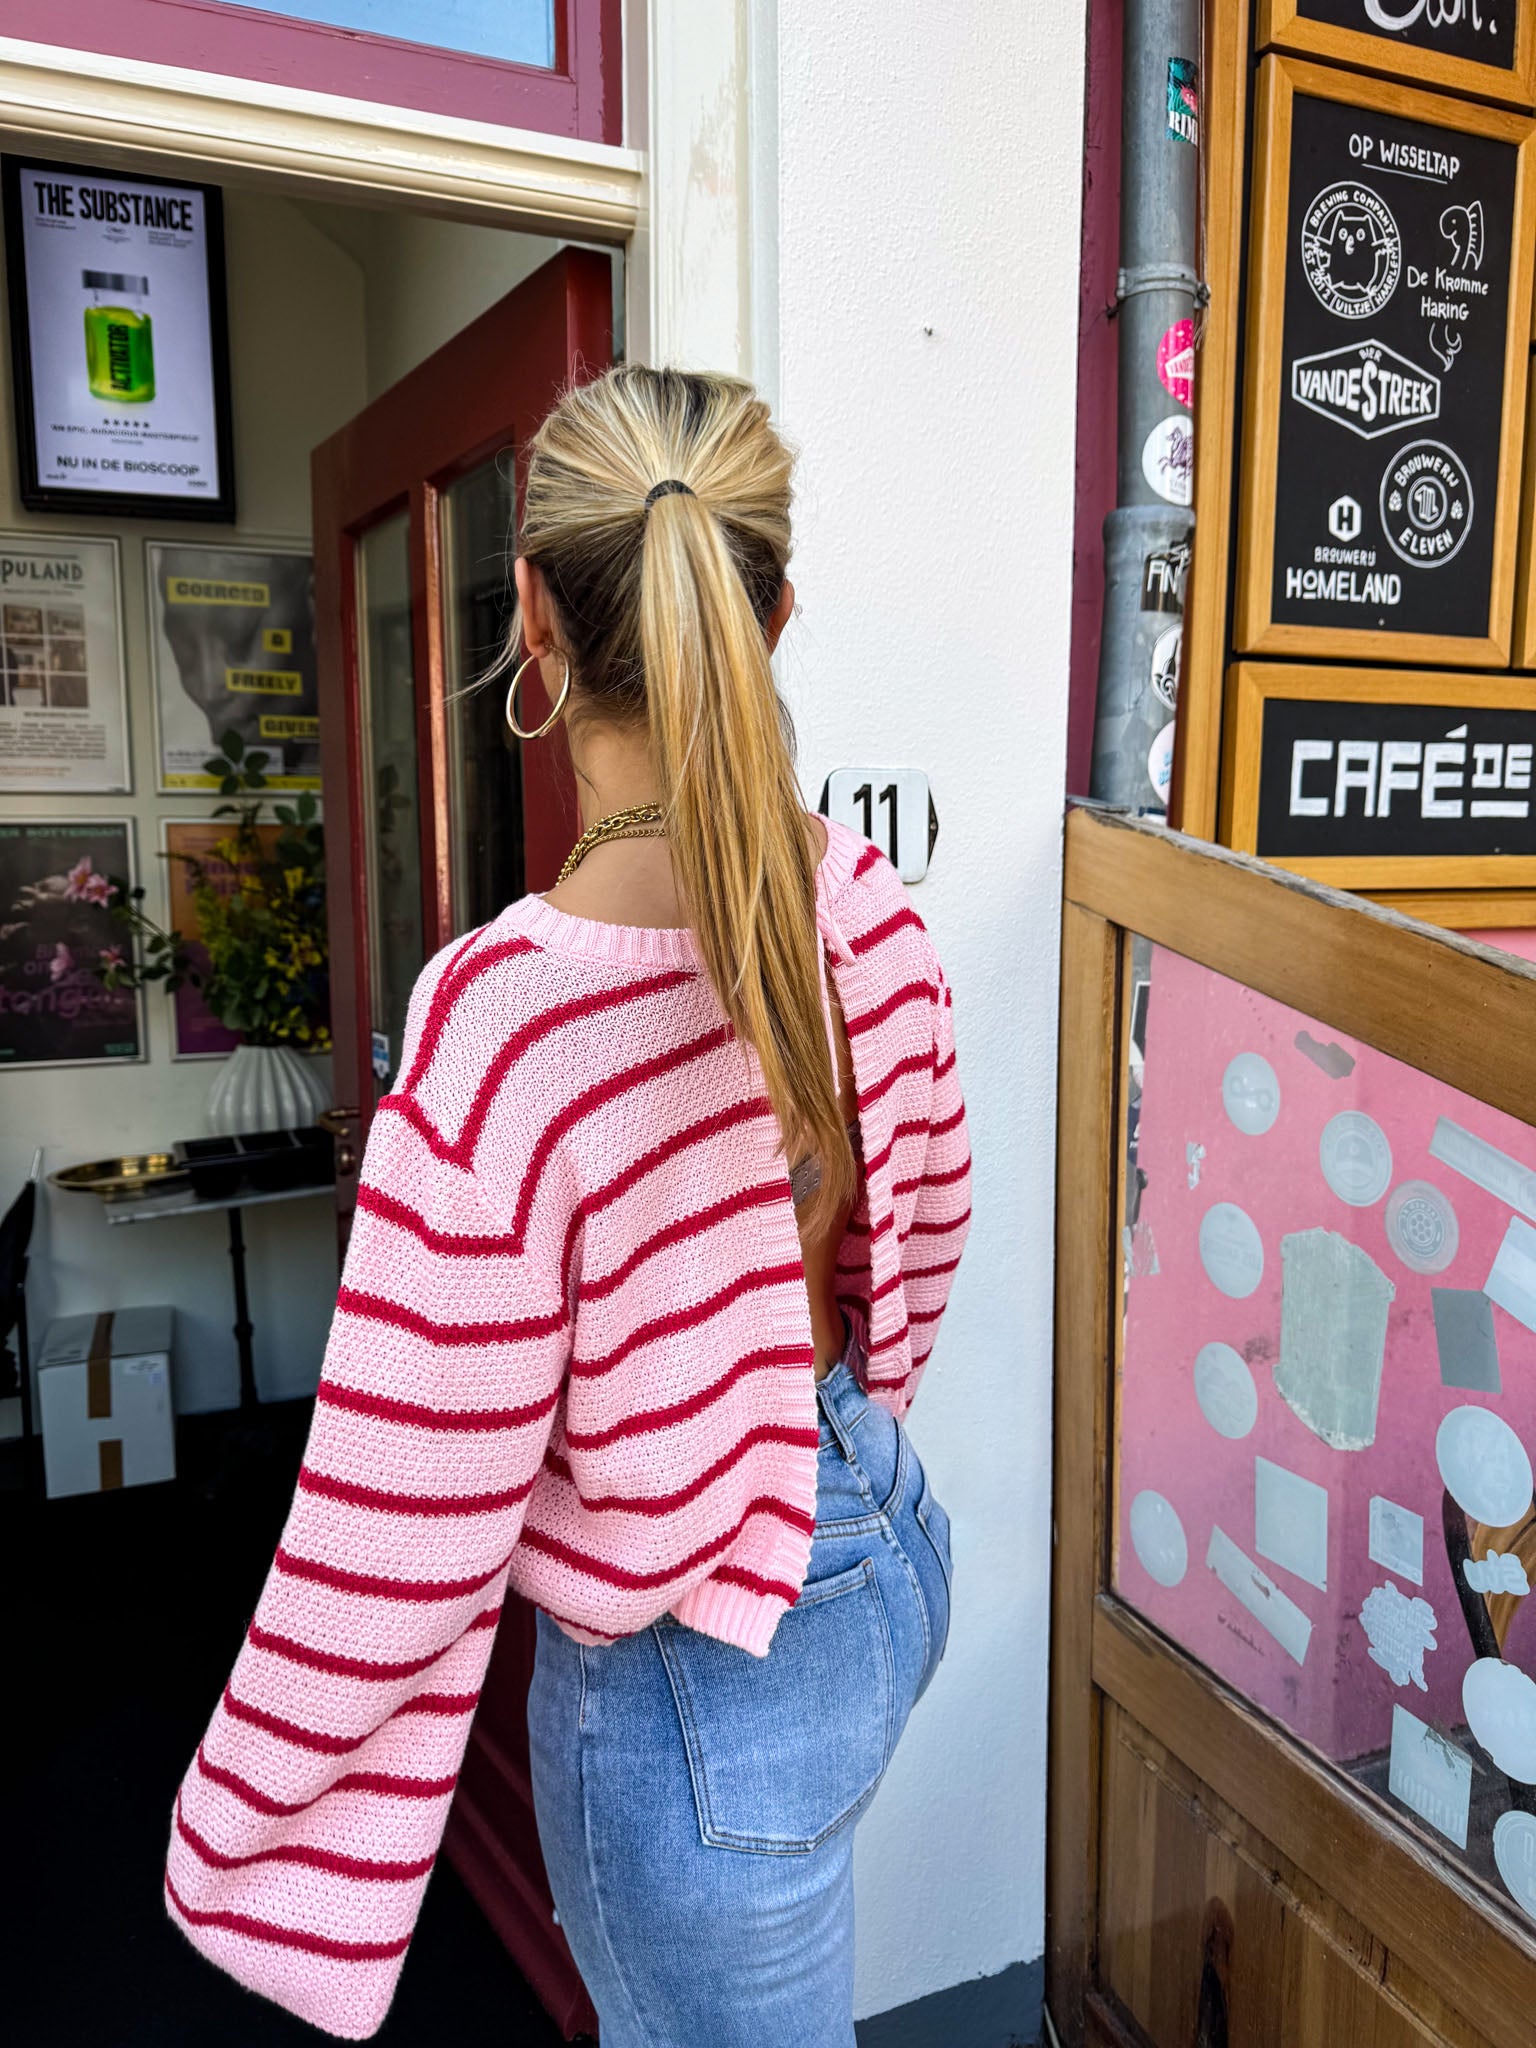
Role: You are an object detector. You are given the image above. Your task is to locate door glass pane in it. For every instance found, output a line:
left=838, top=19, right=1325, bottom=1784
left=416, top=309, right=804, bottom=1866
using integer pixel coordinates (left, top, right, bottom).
left=210, top=1, right=555, bottom=68
left=442, top=457, right=526, bottom=935
left=1116, top=942, right=1536, bottom=1926
left=355, top=512, right=422, bottom=1096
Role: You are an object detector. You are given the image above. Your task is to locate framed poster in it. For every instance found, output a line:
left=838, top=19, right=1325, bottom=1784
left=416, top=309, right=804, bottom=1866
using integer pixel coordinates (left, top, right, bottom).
left=1259, top=0, right=1536, bottom=108
left=162, top=815, right=301, bottom=1059
left=0, top=818, right=143, bottom=1069
left=1, top=157, right=235, bottom=521
left=1234, top=59, right=1536, bottom=668
left=1221, top=661, right=1536, bottom=890
left=0, top=532, right=127, bottom=793
left=1516, top=375, right=1536, bottom=669
left=147, top=543, right=319, bottom=792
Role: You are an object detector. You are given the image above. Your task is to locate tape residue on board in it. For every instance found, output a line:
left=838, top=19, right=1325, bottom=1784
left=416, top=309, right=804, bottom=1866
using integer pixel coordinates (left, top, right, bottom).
left=1465, top=1550, right=1530, bottom=1597
left=1389, top=1704, right=1471, bottom=1849
left=1464, top=1658, right=1536, bottom=1784
left=1494, top=1809, right=1536, bottom=1921
left=1194, top=1341, right=1258, bottom=1440
left=1429, top=1115, right=1536, bottom=1223
left=1200, top=1201, right=1264, bottom=1299
left=1295, top=1030, right=1355, bottom=1080
left=1130, top=1489, right=1188, bottom=1588
left=1432, top=1287, right=1501, bottom=1393
left=1222, top=1052, right=1280, bottom=1136
left=1274, top=1227, right=1395, bottom=1451
left=1360, top=1581, right=1437, bottom=1691
left=1385, top=1180, right=1459, bottom=1277
left=1486, top=1216, right=1536, bottom=1335
left=1436, top=1406, right=1533, bottom=1528
left=1255, top=1455, right=1328, bottom=1591
left=1369, top=1495, right=1423, bottom=1586
left=1206, top=1525, right=1312, bottom=1665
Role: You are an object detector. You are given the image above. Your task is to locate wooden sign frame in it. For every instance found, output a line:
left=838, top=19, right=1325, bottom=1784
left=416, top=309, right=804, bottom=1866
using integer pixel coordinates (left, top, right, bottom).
left=1516, top=371, right=1536, bottom=668
left=1259, top=0, right=1536, bottom=110
left=1234, top=58, right=1536, bottom=669
left=1221, top=658, right=1536, bottom=890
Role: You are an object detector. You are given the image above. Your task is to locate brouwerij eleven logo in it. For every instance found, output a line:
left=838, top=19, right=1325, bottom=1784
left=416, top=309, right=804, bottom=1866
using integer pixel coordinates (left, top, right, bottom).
left=1291, top=340, right=1440, bottom=440
left=1301, top=183, right=1402, bottom=320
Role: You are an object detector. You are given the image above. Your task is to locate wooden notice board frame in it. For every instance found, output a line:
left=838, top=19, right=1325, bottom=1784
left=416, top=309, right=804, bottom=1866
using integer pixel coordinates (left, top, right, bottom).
left=1234, top=58, right=1536, bottom=669
left=1516, top=372, right=1536, bottom=668
left=1258, top=0, right=1536, bottom=110
left=1221, top=658, right=1536, bottom=891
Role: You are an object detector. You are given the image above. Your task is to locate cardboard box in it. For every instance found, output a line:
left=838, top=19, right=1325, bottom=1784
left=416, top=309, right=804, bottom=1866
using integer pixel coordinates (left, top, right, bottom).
left=37, top=1307, right=175, bottom=1500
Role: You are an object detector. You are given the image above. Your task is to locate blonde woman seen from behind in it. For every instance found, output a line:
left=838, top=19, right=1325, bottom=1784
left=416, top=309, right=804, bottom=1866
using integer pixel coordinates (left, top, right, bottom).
left=163, top=366, right=972, bottom=2046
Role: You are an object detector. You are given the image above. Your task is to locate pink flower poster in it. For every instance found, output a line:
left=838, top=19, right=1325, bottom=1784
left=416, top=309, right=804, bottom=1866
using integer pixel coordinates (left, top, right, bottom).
left=0, top=819, right=142, bottom=1066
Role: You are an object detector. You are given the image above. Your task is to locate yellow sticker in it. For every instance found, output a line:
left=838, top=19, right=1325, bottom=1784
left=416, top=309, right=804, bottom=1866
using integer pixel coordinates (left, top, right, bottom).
left=258, top=714, right=320, bottom=739
left=225, top=667, right=302, bottom=695
left=166, top=577, right=270, bottom=606
left=263, top=627, right=292, bottom=653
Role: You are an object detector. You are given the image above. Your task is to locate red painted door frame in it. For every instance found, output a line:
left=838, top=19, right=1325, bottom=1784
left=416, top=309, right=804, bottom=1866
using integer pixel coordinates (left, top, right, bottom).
left=5, top=0, right=624, bottom=143
left=311, top=244, right=610, bottom=2040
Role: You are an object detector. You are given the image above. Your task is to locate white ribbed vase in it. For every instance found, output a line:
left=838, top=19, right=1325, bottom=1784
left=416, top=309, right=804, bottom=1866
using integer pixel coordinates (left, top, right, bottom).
left=206, top=1044, right=330, bottom=1137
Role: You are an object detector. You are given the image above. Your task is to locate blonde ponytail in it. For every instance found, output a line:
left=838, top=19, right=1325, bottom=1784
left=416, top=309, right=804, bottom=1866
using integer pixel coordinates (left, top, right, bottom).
left=509, top=367, right=855, bottom=1234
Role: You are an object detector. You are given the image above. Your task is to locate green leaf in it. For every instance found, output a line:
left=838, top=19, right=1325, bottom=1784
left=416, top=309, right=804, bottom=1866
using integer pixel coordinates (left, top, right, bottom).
left=223, top=729, right=245, bottom=763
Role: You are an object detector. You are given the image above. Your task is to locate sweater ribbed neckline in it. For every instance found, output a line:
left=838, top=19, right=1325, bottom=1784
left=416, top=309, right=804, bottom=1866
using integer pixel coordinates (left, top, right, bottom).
left=498, top=816, right=861, bottom=968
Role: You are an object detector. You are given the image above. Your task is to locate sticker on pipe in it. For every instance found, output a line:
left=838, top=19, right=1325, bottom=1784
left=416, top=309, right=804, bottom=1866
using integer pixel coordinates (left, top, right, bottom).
left=1319, top=1110, right=1392, bottom=1206
left=1129, top=1489, right=1188, bottom=1588
left=1436, top=1406, right=1533, bottom=1528
left=1150, top=623, right=1182, bottom=710
left=1222, top=1052, right=1280, bottom=1136
left=1156, top=318, right=1194, bottom=408
left=1147, top=721, right=1176, bottom=805
left=1142, top=415, right=1193, bottom=507
left=1199, top=1202, right=1264, bottom=1299
left=1194, top=1342, right=1258, bottom=1440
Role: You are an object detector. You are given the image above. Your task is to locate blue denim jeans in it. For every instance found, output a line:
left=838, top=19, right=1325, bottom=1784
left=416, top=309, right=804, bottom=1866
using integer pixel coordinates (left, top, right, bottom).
left=526, top=1343, right=954, bottom=2048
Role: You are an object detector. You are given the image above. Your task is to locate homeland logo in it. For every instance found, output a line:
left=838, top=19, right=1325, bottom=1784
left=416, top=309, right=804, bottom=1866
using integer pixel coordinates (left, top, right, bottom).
left=1290, top=340, right=1440, bottom=440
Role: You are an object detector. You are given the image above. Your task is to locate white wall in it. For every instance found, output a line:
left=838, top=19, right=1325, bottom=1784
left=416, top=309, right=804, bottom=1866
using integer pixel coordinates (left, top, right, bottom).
left=771, top=2, right=1084, bottom=2018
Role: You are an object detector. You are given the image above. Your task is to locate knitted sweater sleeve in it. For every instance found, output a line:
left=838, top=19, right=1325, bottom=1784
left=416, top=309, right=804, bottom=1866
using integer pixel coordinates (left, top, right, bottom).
left=163, top=974, right=570, bottom=2040
left=901, top=963, right=972, bottom=1396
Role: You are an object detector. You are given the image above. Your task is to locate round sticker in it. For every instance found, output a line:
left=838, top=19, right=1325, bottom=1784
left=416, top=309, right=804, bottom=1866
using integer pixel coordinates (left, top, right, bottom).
left=1222, top=1052, right=1280, bottom=1137
left=1194, top=1342, right=1258, bottom=1440
left=1319, top=1110, right=1393, bottom=1207
left=1199, top=1202, right=1264, bottom=1299
left=1436, top=1406, right=1534, bottom=1528
left=1130, top=1490, right=1188, bottom=1588
left=1300, top=182, right=1401, bottom=320
left=1379, top=440, right=1473, bottom=569
left=1464, top=1659, right=1536, bottom=1784
left=1385, top=1179, right=1459, bottom=1276
left=1150, top=623, right=1182, bottom=710
left=1157, top=317, right=1195, bottom=408
left=1494, top=1809, right=1536, bottom=1921
left=1141, top=415, right=1193, bottom=507
left=1147, top=721, right=1176, bottom=805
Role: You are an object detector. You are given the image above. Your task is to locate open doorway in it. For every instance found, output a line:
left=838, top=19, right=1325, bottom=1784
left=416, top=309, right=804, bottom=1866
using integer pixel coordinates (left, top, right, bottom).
left=1, top=160, right=618, bottom=2044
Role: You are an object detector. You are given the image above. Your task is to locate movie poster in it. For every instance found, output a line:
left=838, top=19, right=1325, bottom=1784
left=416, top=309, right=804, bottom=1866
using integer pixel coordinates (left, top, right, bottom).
left=0, top=819, right=142, bottom=1068
left=0, top=533, right=128, bottom=793
left=4, top=159, right=233, bottom=519
left=147, top=542, right=319, bottom=792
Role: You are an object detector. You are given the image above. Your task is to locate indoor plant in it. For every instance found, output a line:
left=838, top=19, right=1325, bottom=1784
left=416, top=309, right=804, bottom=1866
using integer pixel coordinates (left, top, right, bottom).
left=98, top=732, right=332, bottom=1134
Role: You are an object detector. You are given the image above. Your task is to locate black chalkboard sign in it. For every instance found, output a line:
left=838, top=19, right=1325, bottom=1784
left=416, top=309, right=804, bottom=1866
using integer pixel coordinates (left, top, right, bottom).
left=1295, top=1, right=1515, bottom=70
left=1223, top=663, right=1536, bottom=883
left=1237, top=63, right=1534, bottom=664
left=1258, top=697, right=1536, bottom=857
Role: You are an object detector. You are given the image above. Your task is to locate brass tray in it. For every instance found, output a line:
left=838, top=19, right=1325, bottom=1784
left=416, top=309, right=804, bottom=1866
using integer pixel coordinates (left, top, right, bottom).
left=51, top=1153, right=190, bottom=1200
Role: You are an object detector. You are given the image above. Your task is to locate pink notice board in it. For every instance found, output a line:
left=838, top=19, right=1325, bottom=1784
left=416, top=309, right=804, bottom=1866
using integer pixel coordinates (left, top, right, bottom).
left=1117, top=944, right=1536, bottom=1770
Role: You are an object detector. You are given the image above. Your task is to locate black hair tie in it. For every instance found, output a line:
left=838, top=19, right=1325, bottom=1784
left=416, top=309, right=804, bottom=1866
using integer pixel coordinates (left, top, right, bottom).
left=644, top=478, right=694, bottom=509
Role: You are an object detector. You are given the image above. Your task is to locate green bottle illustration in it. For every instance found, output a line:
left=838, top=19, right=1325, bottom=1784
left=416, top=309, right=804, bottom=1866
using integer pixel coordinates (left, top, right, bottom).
left=83, top=270, right=154, bottom=403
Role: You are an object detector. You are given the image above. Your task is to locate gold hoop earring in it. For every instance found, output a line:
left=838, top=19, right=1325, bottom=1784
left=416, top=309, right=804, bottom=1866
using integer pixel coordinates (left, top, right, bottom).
left=504, top=652, right=571, bottom=740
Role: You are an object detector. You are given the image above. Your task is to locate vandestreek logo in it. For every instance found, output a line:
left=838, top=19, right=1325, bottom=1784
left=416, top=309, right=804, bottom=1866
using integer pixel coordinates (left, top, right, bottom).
left=1291, top=340, right=1441, bottom=440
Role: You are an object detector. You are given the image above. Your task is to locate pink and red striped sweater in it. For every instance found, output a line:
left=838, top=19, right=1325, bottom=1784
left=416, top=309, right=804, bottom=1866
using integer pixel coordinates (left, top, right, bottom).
left=164, top=819, right=970, bottom=2038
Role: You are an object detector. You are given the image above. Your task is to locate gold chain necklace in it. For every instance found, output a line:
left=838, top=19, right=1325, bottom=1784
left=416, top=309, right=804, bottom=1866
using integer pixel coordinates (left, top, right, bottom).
left=556, top=802, right=666, bottom=885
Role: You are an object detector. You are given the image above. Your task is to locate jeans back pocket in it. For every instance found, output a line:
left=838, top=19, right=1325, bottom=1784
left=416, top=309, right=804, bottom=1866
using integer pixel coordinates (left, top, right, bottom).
left=656, top=1557, right=896, bottom=1854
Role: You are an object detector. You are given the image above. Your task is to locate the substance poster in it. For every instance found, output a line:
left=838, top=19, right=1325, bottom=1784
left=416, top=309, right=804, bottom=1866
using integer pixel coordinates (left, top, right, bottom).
left=0, top=819, right=142, bottom=1068
left=163, top=816, right=284, bottom=1059
left=0, top=533, right=127, bottom=793
left=148, top=543, right=319, bottom=791
left=5, top=160, right=232, bottom=517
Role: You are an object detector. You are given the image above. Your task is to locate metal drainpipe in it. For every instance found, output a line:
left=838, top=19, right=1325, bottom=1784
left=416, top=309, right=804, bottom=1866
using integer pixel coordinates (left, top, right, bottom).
left=1089, top=0, right=1202, bottom=814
